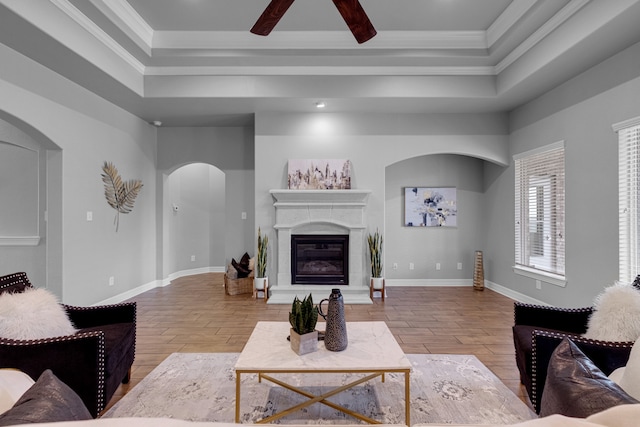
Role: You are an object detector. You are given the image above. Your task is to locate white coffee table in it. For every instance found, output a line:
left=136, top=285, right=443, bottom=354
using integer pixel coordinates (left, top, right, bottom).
left=235, top=321, right=411, bottom=424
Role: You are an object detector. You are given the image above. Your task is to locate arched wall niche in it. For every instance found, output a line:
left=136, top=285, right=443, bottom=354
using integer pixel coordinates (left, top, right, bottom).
left=0, top=110, right=62, bottom=294
left=383, top=153, right=491, bottom=285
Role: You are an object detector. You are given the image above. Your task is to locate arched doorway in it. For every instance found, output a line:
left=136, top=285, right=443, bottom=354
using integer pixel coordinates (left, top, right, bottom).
left=162, top=163, right=226, bottom=279
left=0, top=111, right=62, bottom=296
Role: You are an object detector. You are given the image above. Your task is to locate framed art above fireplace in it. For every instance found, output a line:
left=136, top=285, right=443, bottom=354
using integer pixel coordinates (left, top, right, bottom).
left=287, top=159, right=351, bottom=190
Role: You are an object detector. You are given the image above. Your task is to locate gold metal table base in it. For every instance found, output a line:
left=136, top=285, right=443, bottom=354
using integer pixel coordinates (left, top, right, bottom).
left=235, top=369, right=410, bottom=425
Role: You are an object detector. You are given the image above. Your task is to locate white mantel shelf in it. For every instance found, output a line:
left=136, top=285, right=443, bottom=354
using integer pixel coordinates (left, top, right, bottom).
left=270, top=189, right=371, bottom=205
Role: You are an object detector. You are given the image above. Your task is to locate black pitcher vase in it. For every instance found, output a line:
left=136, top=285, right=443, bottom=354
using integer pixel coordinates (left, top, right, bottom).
left=318, top=288, right=348, bottom=351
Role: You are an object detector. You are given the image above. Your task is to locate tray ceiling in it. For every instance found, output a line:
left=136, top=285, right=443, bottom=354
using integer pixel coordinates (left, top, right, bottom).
left=1, top=0, right=640, bottom=126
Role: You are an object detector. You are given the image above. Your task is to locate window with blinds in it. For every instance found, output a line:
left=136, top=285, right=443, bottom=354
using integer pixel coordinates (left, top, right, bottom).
left=614, top=118, right=640, bottom=283
left=514, top=141, right=565, bottom=278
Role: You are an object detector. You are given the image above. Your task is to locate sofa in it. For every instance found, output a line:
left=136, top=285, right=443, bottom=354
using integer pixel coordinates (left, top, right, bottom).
left=2, top=363, right=640, bottom=427
left=4, top=407, right=640, bottom=427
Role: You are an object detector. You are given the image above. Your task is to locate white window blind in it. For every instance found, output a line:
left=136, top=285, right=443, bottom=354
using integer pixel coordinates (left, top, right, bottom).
left=514, top=142, right=565, bottom=277
left=616, top=120, right=640, bottom=283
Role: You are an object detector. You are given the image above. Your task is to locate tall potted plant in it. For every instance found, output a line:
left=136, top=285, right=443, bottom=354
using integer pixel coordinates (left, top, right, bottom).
left=289, top=294, right=319, bottom=355
left=367, top=228, right=385, bottom=299
left=254, top=228, right=269, bottom=300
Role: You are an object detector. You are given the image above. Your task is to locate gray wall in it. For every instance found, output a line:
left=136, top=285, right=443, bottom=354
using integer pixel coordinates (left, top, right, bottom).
left=0, top=42, right=157, bottom=305
left=484, top=40, right=640, bottom=307
left=255, top=112, right=509, bottom=286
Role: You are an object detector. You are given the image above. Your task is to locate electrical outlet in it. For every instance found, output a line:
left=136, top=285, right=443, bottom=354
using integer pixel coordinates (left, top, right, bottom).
left=536, top=280, right=542, bottom=290
left=393, top=263, right=398, bottom=270
left=241, top=212, right=247, bottom=220
left=436, top=263, right=441, bottom=270
left=86, top=211, right=93, bottom=221
left=409, top=262, right=414, bottom=270
left=457, top=262, right=462, bottom=270
left=191, top=255, right=196, bottom=262
left=108, top=276, right=114, bottom=286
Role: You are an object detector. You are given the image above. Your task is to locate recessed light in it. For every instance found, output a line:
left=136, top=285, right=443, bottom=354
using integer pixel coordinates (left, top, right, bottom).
left=151, top=120, right=162, bottom=127
left=315, top=102, right=326, bottom=109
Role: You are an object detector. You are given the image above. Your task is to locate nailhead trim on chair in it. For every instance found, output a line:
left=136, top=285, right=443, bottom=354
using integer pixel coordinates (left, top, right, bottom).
left=530, top=330, right=634, bottom=412
left=61, top=302, right=137, bottom=411
left=0, top=272, right=32, bottom=291
left=515, top=301, right=593, bottom=313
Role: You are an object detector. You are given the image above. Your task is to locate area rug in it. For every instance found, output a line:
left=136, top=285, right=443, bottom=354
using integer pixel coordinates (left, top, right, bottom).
left=103, top=353, right=536, bottom=425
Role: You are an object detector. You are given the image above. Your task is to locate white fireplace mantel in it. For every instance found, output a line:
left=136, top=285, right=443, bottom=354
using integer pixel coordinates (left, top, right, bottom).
left=270, top=189, right=371, bottom=205
left=268, top=189, right=373, bottom=304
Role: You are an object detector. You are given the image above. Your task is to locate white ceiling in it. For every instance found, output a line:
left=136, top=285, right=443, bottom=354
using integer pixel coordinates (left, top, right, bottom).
left=1, top=0, right=640, bottom=126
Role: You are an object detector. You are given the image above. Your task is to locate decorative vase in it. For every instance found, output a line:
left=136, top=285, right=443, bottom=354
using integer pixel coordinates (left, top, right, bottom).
left=290, top=329, right=318, bottom=355
left=473, top=250, right=484, bottom=291
left=318, top=289, right=348, bottom=351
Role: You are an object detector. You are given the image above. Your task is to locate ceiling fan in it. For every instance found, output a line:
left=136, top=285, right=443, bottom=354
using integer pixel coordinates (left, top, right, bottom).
left=250, top=0, right=377, bottom=44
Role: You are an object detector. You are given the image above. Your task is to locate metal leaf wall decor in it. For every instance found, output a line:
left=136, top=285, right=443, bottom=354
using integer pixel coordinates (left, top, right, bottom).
left=101, top=161, right=143, bottom=232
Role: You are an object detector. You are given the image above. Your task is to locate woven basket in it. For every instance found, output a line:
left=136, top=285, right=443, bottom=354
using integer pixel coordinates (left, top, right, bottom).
left=224, top=275, right=253, bottom=296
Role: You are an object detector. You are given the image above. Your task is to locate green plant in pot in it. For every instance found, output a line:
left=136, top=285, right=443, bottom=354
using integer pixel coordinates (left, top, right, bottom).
left=254, top=228, right=269, bottom=300
left=289, top=294, right=319, bottom=355
left=367, top=229, right=385, bottom=298
left=256, top=228, right=268, bottom=278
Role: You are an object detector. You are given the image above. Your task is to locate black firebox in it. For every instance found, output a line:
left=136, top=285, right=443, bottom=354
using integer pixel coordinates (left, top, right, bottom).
left=291, top=234, right=349, bottom=285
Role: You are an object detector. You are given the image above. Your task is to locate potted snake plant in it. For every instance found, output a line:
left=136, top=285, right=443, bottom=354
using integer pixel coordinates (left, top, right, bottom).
left=289, top=294, right=319, bottom=355
left=367, top=228, right=385, bottom=297
left=254, top=228, right=268, bottom=300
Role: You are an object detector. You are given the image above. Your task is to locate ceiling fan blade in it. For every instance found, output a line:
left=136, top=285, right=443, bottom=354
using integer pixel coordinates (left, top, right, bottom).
left=331, top=0, right=377, bottom=44
left=250, top=0, right=296, bottom=36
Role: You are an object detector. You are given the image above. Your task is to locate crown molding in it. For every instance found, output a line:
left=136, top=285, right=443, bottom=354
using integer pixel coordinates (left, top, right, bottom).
left=494, top=0, right=590, bottom=74
left=145, top=65, right=496, bottom=77
left=90, top=0, right=153, bottom=52
left=50, top=0, right=146, bottom=74
left=486, top=0, right=538, bottom=48
left=153, top=30, right=488, bottom=50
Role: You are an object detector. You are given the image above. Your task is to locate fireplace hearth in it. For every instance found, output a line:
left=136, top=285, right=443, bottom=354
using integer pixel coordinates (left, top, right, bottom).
left=291, top=235, right=348, bottom=285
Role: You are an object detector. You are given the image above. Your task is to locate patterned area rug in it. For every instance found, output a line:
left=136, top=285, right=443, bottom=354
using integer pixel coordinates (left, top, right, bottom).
left=103, top=353, right=536, bottom=425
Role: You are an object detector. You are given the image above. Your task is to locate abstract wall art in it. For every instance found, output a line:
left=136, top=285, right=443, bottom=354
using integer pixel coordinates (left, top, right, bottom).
left=404, top=187, right=457, bottom=227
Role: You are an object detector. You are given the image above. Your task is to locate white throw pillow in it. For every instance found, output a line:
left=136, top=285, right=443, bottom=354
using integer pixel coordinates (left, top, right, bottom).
left=583, top=282, right=640, bottom=342
left=607, top=340, right=640, bottom=400
left=0, top=287, right=77, bottom=340
left=0, top=369, right=35, bottom=414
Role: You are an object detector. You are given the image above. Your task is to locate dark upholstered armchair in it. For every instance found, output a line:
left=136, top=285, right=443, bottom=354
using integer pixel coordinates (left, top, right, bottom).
left=0, top=272, right=136, bottom=417
left=513, top=302, right=633, bottom=413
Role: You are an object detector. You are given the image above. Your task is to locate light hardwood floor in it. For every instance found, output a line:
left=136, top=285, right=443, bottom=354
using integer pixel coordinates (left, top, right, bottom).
left=107, top=273, right=530, bottom=412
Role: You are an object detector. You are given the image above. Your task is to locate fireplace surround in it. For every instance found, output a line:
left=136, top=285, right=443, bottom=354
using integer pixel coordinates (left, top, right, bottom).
left=268, top=189, right=372, bottom=304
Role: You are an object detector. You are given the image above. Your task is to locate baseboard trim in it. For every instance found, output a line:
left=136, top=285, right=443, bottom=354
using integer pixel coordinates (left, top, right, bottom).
left=165, top=266, right=225, bottom=285
left=385, top=278, right=549, bottom=305
left=94, top=266, right=225, bottom=306
left=386, top=279, right=473, bottom=287
left=484, top=280, right=550, bottom=305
